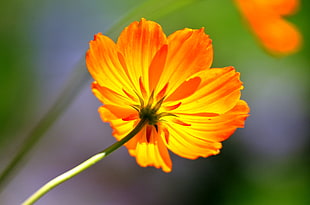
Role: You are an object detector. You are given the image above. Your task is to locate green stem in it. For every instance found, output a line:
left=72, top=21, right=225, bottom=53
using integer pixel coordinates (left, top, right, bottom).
left=22, top=118, right=148, bottom=205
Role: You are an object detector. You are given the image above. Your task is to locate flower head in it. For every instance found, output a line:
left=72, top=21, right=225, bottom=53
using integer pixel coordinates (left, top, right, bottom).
left=234, top=0, right=302, bottom=55
left=86, top=18, right=249, bottom=172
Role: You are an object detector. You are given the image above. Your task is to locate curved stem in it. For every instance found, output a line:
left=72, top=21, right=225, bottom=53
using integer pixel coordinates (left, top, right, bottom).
left=22, top=118, right=148, bottom=205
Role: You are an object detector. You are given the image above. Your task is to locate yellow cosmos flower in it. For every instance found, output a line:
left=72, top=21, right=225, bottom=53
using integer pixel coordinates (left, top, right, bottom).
left=234, top=0, right=302, bottom=55
left=86, top=18, right=249, bottom=172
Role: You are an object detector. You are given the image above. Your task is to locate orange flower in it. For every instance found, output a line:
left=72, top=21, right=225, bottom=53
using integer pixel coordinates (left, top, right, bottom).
left=86, top=18, right=249, bottom=172
left=234, top=0, right=302, bottom=55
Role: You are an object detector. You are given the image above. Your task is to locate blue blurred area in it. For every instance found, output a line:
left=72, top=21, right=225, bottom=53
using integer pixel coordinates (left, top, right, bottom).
left=0, top=0, right=309, bottom=204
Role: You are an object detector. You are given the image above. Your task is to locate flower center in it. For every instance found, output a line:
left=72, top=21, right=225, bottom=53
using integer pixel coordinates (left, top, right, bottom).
left=136, top=91, right=165, bottom=125
left=131, top=90, right=175, bottom=130
left=139, top=106, right=160, bottom=126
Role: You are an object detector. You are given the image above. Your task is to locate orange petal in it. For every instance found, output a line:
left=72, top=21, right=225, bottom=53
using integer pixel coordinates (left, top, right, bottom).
left=117, top=18, right=167, bottom=95
left=164, top=123, right=222, bottom=159
left=250, top=0, right=299, bottom=15
left=92, top=82, right=135, bottom=105
left=157, top=28, right=213, bottom=96
left=128, top=125, right=172, bottom=172
left=251, top=16, right=301, bottom=55
left=98, top=104, right=137, bottom=122
left=164, top=100, right=249, bottom=159
left=176, top=100, right=250, bottom=142
left=163, top=102, right=182, bottom=111
left=98, top=108, right=139, bottom=146
left=274, top=0, right=299, bottom=15
left=174, top=67, right=243, bottom=114
left=235, top=0, right=302, bottom=55
left=148, top=44, right=168, bottom=92
left=98, top=106, right=138, bottom=146
left=86, top=33, right=133, bottom=93
left=98, top=105, right=118, bottom=122
left=110, top=117, right=138, bottom=142
left=165, top=77, right=201, bottom=102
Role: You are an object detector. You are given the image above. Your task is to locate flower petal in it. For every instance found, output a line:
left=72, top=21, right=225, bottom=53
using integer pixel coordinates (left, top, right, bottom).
left=86, top=33, right=134, bottom=93
left=128, top=125, right=172, bottom=172
left=165, top=77, right=201, bottom=102
left=98, top=105, right=137, bottom=122
left=157, top=28, right=213, bottom=96
left=235, top=0, right=301, bottom=55
left=251, top=16, right=301, bottom=54
left=173, top=67, right=243, bottom=114
left=98, top=108, right=139, bottom=147
left=178, top=100, right=250, bottom=141
left=164, top=123, right=222, bottom=159
left=249, top=0, right=299, bottom=15
left=117, top=18, right=167, bottom=95
left=92, top=82, right=136, bottom=105
left=165, top=100, right=249, bottom=159
left=148, top=44, right=168, bottom=92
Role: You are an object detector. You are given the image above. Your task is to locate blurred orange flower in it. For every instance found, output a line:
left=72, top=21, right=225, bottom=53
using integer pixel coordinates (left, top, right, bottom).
left=86, top=18, right=249, bottom=172
left=234, top=0, right=302, bottom=55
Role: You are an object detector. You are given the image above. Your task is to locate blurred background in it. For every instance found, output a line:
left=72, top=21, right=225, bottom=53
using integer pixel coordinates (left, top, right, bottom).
left=0, top=0, right=309, bottom=204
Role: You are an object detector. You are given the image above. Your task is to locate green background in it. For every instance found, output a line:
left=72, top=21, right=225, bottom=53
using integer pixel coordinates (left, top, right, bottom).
left=1, top=0, right=309, bottom=204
